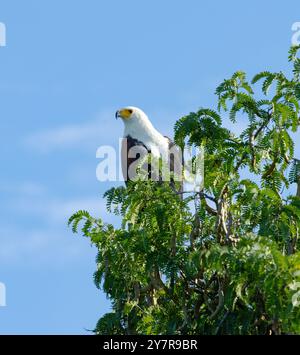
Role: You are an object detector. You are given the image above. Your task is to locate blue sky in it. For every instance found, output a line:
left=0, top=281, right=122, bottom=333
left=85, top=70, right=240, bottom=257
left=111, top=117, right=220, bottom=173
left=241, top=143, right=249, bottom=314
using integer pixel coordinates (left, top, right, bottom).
left=0, top=0, right=299, bottom=334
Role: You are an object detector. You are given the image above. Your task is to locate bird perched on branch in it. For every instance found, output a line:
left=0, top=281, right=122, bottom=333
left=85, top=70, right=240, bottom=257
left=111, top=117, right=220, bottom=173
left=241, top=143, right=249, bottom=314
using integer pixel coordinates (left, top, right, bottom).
left=115, top=106, right=183, bottom=190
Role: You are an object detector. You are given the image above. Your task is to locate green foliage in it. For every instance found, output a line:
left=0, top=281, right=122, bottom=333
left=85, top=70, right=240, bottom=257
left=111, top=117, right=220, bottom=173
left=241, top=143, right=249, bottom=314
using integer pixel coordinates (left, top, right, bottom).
left=69, top=47, right=300, bottom=334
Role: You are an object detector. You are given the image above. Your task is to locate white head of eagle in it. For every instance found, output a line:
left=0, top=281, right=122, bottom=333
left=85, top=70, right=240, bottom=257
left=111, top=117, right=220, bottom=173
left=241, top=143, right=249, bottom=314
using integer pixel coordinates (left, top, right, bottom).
left=116, top=106, right=182, bottom=185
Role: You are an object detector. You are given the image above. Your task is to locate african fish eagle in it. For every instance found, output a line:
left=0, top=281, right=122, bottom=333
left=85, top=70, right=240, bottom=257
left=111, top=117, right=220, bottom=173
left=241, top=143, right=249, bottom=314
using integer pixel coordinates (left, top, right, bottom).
left=115, top=106, right=183, bottom=188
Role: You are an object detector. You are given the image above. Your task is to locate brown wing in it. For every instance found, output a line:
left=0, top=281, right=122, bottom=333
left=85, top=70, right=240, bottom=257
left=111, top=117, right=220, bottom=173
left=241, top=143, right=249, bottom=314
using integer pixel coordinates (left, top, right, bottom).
left=121, top=135, right=151, bottom=184
left=164, top=136, right=184, bottom=193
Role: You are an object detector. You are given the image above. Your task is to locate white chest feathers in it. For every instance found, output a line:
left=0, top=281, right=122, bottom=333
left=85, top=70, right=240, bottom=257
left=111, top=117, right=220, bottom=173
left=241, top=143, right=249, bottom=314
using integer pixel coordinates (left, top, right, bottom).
left=123, top=116, right=169, bottom=160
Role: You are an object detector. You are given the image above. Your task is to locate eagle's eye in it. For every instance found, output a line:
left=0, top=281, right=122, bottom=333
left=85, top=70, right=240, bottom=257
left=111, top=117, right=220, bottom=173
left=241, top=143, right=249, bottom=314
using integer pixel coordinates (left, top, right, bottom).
left=128, top=109, right=133, bottom=114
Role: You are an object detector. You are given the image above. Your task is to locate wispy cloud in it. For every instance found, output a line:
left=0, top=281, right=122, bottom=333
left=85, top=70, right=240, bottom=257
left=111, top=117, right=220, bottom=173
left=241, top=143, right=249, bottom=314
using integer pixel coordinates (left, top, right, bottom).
left=0, top=181, right=46, bottom=196
left=0, top=180, right=118, bottom=267
left=23, top=108, right=183, bottom=154
left=24, top=110, right=123, bottom=153
left=0, top=225, right=97, bottom=267
left=9, top=196, right=110, bottom=224
left=0, top=227, right=53, bottom=265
